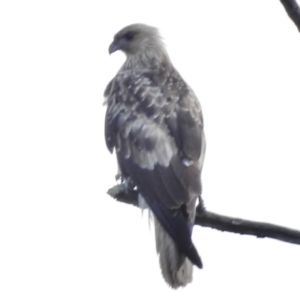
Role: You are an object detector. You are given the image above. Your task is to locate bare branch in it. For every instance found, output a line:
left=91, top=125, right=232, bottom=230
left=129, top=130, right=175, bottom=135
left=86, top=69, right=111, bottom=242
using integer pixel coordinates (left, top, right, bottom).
left=107, top=183, right=300, bottom=245
left=280, top=0, right=300, bottom=32
left=196, top=209, right=300, bottom=245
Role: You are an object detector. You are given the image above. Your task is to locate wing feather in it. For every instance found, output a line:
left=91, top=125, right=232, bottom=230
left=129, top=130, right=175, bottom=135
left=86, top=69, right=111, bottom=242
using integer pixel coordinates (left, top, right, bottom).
left=104, top=69, right=205, bottom=266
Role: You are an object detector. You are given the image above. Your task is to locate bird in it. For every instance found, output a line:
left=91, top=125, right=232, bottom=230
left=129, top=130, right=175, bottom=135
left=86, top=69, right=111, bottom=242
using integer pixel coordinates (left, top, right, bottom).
left=104, top=24, right=206, bottom=288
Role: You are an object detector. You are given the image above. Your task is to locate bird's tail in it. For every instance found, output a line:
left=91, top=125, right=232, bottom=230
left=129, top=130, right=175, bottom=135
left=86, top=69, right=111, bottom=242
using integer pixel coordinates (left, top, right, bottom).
left=154, top=217, right=193, bottom=289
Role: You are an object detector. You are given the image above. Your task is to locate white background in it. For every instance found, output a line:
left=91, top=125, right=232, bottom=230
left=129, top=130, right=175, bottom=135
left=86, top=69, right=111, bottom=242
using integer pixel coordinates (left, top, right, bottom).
left=1, top=0, right=300, bottom=299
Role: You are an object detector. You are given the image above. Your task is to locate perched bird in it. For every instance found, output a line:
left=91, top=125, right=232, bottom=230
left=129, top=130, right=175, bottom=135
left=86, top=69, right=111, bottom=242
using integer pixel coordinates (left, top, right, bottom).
left=104, top=24, right=206, bottom=288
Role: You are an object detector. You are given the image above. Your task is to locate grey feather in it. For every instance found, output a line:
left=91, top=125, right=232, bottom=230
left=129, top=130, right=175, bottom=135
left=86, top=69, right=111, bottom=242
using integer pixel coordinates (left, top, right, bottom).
left=154, top=215, right=193, bottom=288
left=104, top=23, right=206, bottom=288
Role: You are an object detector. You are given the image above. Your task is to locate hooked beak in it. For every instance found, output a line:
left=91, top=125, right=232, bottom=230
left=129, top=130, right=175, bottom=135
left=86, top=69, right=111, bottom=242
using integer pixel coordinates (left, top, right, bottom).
left=108, top=41, right=119, bottom=54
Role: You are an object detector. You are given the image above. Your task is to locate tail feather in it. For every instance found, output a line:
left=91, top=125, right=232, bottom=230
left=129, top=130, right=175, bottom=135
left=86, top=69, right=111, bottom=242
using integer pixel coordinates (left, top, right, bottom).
left=154, top=217, right=193, bottom=289
left=145, top=198, right=202, bottom=268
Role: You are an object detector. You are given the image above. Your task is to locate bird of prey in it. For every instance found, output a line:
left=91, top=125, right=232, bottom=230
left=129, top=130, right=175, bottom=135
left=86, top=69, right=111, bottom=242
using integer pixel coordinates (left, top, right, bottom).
left=104, top=24, right=206, bottom=288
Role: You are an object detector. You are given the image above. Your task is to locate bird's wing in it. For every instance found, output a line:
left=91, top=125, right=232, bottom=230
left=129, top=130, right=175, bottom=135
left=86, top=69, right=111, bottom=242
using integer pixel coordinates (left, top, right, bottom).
left=105, top=71, right=205, bottom=267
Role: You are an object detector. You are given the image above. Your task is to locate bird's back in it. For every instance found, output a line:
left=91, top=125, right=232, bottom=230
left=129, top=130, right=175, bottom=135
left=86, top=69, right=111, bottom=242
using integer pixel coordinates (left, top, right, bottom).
left=104, top=23, right=205, bottom=288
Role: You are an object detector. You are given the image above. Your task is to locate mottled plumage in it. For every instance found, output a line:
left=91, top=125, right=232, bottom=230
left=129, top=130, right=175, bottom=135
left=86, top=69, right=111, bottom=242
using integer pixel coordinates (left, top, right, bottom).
left=104, top=24, right=206, bottom=288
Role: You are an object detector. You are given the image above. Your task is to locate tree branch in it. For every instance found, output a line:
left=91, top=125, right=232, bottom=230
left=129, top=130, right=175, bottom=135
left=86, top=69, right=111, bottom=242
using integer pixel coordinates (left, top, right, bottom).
left=280, top=0, right=300, bottom=32
left=196, top=208, right=300, bottom=245
left=107, top=183, right=300, bottom=245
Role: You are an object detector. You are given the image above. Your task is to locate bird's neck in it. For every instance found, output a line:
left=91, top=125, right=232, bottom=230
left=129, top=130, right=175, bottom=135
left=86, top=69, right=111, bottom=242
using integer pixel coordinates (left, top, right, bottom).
left=122, top=48, right=171, bottom=72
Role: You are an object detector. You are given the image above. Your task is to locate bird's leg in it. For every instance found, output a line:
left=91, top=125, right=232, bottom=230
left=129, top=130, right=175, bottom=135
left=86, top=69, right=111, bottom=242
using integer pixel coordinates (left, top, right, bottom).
left=115, top=166, right=122, bottom=181
left=123, top=177, right=136, bottom=192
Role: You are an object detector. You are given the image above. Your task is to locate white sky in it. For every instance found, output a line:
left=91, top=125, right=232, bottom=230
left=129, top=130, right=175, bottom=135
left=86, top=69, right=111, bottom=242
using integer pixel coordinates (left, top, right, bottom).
left=1, top=0, right=300, bottom=299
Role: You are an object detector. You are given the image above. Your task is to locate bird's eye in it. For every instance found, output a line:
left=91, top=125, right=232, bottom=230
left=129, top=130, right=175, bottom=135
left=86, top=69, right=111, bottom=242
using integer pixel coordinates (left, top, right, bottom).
left=124, top=32, right=135, bottom=41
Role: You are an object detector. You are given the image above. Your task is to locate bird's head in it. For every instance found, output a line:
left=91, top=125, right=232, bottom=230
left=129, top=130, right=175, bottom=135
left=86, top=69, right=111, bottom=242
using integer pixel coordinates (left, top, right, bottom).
left=108, top=24, right=164, bottom=56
